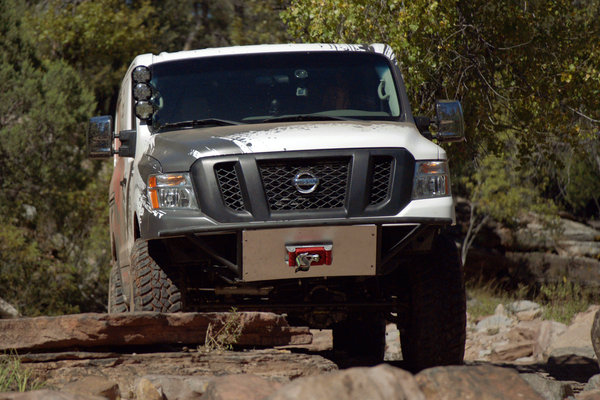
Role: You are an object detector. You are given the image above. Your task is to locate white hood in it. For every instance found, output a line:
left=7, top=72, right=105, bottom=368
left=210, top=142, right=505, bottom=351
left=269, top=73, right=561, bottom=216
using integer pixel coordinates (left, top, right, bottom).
left=219, top=122, right=443, bottom=160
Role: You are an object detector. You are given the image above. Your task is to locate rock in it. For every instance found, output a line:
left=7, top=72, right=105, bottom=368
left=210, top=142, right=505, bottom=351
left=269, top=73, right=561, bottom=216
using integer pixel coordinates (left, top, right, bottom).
left=506, top=252, right=600, bottom=288
left=519, top=373, right=574, bottom=400
left=549, top=306, right=600, bottom=356
left=267, top=364, right=425, bottom=400
left=475, top=314, right=514, bottom=333
left=384, top=323, right=402, bottom=361
left=535, top=320, right=568, bottom=361
left=585, top=374, right=600, bottom=391
left=516, top=309, right=542, bottom=321
left=547, top=347, right=599, bottom=382
left=0, top=312, right=311, bottom=352
left=22, top=350, right=337, bottom=396
left=489, top=341, right=535, bottom=362
left=558, top=241, right=600, bottom=258
left=415, top=365, right=544, bottom=400
left=506, top=300, right=541, bottom=314
left=0, top=391, right=104, bottom=400
left=135, top=377, right=163, bottom=400
left=576, top=389, right=600, bottom=400
left=204, top=374, right=282, bottom=400
left=0, top=297, right=20, bottom=319
left=137, top=375, right=212, bottom=400
left=62, top=376, right=120, bottom=400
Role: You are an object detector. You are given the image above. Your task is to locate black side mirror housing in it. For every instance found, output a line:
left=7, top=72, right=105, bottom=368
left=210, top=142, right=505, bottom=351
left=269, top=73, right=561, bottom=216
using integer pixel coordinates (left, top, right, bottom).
left=116, top=130, right=137, bottom=158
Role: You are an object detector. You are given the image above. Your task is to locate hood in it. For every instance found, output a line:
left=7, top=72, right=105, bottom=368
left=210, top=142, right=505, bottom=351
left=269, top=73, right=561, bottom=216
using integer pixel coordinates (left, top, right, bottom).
left=146, top=121, right=442, bottom=172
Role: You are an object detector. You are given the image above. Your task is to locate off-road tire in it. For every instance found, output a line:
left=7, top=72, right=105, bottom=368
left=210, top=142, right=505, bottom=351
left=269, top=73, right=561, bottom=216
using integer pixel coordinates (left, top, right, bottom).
left=130, top=239, right=183, bottom=312
left=332, top=313, right=386, bottom=365
left=108, top=264, right=128, bottom=313
left=400, top=233, right=466, bottom=372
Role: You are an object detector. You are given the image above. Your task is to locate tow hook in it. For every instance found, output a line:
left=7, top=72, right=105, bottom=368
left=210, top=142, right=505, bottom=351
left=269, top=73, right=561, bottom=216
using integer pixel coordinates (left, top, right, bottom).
left=286, top=244, right=333, bottom=273
left=295, top=253, right=320, bottom=273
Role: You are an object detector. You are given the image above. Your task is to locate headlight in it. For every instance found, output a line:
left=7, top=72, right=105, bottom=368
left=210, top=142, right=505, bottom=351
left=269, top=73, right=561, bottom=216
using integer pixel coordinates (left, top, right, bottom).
left=412, top=161, right=451, bottom=199
left=148, top=173, right=198, bottom=209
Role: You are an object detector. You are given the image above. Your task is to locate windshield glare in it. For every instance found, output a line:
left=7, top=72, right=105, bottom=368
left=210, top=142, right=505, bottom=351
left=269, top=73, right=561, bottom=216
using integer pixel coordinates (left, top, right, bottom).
left=148, top=52, right=402, bottom=132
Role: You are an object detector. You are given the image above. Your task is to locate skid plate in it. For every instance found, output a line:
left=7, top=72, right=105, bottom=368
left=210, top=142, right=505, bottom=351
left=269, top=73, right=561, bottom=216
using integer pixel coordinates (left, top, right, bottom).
left=242, top=225, right=376, bottom=281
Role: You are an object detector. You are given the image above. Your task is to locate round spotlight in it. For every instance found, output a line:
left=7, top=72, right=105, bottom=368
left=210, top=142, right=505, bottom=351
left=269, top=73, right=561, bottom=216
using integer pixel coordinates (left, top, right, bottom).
left=132, top=66, right=151, bottom=83
left=135, top=101, right=154, bottom=120
left=133, top=83, right=152, bottom=101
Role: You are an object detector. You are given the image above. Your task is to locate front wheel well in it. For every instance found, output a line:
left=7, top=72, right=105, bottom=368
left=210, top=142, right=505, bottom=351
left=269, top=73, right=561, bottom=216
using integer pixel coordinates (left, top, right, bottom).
left=133, top=213, right=140, bottom=240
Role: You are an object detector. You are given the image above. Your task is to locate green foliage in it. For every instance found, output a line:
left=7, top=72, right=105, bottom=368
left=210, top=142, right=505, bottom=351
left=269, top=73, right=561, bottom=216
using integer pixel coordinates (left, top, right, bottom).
left=538, top=278, right=592, bottom=324
left=0, top=352, right=43, bottom=392
left=465, top=153, right=556, bottom=227
left=0, top=0, right=110, bottom=315
left=283, top=0, right=600, bottom=219
left=25, top=0, right=158, bottom=114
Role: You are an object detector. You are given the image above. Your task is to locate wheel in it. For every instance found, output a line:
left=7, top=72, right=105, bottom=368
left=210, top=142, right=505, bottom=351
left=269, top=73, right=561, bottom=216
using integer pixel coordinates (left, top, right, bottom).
left=400, top=233, right=466, bottom=372
left=129, top=239, right=183, bottom=312
left=108, top=264, right=128, bottom=313
left=332, top=313, right=386, bottom=365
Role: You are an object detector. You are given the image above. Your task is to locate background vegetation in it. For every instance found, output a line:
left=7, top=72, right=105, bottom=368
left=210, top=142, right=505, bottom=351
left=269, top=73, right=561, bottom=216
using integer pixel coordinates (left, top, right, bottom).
left=0, top=0, right=598, bottom=315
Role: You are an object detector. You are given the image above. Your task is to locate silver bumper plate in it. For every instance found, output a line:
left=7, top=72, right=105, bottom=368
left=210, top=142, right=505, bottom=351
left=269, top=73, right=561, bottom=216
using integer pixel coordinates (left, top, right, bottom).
left=242, top=225, right=377, bottom=282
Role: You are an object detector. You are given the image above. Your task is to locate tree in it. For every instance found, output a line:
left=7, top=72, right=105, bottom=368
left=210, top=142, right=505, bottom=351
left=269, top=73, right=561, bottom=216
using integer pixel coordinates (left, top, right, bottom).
left=0, top=0, right=109, bottom=315
left=282, top=0, right=600, bottom=219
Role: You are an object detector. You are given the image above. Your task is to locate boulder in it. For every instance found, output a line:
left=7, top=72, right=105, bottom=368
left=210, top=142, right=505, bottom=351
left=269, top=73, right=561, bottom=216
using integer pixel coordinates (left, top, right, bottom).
left=534, top=320, right=568, bottom=361
left=0, top=312, right=311, bottom=352
left=415, top=365, right=544, bottom=400
left=61, top=376, right=120, bottom=400
left=519, top=373, right=574, bottom=400
left=506, top=300, right=541, bottom=314
left=585, top=374, right=600, bottom=392
left=475, top=314, right=514, bottom=333
left=204, top=374, right=282, bottom=400
left=266, top=364, right=425, bottom=400
left=576, top=389, right=600, bottom=400
left=135, top=375, right=212, bottom=400
left=0, top=297, right=20, bottom=319
left=135, top=377, right=164, bottom=400
left=548, top=306, right=599, bottom=356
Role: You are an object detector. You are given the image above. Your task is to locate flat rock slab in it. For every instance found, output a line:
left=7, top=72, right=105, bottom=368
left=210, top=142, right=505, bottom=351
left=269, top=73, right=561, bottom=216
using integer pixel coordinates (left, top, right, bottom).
left=0, top=312, right=311, bottom=352
left=22, top=350, right=337, bottom=397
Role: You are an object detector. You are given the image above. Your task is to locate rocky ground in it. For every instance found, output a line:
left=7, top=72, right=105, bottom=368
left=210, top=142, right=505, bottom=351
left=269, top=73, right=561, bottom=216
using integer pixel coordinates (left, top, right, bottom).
left=2, top=304, right=600, bottom=399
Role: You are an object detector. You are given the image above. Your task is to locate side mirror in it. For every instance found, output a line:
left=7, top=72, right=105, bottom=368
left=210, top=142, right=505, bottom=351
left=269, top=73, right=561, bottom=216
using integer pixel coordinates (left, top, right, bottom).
left=87, top=116, right=137, bottom=158
left=434, top=100, right=465, bottom=142
left=87, top=116, right=113, bottom=158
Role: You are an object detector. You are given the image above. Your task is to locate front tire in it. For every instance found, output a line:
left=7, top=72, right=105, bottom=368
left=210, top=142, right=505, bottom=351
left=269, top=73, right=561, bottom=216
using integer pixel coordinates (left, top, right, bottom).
left=129, top=239, right=183, bottom=312
left=400, top=233, right=466, bottom=372
left=108, top=264, right=128, bottom=313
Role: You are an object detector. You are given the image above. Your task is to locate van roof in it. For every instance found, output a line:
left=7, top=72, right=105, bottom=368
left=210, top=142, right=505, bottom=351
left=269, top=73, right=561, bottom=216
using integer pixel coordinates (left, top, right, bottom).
left=132, top=43, right=397, bottom=67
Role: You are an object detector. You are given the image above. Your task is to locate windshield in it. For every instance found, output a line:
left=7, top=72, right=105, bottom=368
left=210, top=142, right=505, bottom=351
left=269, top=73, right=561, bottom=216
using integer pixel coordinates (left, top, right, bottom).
left=148, top=51, right=402, bottom=132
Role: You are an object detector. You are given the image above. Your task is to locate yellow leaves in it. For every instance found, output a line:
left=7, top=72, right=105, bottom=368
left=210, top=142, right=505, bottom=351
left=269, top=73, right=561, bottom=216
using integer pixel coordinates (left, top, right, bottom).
left=560, top=72, right=573, bottom=83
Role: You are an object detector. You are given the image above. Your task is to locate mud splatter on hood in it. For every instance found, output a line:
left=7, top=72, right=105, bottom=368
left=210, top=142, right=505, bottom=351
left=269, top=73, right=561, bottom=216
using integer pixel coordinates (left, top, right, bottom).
left=147, top=121, right=441, bottom=172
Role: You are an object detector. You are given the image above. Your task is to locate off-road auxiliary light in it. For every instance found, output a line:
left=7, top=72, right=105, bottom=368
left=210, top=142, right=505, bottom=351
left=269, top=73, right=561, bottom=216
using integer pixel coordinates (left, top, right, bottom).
left=412, top=161, right=451, bottom=199
left=132, top=65, right=154, bottom=121
left=147, top=173, right=198, bottom=209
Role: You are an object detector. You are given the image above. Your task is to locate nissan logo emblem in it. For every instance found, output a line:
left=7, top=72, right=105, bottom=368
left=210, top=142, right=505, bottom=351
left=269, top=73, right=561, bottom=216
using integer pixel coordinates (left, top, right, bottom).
left=293, top=171, right=319, bottom=194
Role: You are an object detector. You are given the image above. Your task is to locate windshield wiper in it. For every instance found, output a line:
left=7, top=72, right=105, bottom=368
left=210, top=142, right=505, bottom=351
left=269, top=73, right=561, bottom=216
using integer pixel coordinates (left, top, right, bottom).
left=259, top=114, right=354, bottom=123
left=157, top=118, right=240, bottom=131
